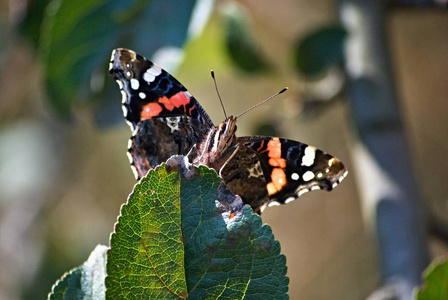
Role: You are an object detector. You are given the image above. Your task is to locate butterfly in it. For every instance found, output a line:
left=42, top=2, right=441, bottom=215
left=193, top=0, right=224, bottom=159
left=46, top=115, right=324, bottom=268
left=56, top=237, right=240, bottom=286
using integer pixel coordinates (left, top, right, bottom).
left=109, top=48, right=347, bottom=213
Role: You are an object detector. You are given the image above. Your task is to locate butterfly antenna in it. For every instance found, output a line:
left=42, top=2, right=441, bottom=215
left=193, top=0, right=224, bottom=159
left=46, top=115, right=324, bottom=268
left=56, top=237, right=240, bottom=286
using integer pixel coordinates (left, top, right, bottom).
left=211, top=70, right=228, bottom=119
left=236, top=87, right=288, bottom=119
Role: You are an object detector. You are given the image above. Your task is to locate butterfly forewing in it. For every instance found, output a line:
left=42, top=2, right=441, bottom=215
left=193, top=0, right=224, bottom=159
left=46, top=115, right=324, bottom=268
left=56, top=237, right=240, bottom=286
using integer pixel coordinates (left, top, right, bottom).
left=109, top=48, right=214, bottom=130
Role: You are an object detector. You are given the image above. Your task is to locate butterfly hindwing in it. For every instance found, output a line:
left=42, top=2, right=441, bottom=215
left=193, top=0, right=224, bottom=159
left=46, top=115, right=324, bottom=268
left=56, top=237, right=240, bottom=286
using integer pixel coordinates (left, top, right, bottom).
left=219, top=144, right=270, bottom=213
left=129, top=116, right=210, bottom=179
left=237, top=136, right=347, bottom=208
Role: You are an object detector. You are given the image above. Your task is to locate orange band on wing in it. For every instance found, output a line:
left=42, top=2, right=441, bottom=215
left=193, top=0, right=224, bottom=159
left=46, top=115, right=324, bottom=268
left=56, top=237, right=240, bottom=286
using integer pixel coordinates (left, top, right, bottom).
left=170, top=92, right=191, bottom=108
left=141, top=103, right=163, bottom=119
left=158, top=96, right=174, bottom=110
left=267, top=138, right=281, bottom=158
left=269, top=157, right=287, bottom=168
left=267, top=168, right=287, bottom=195
left=158, top=92, right=191, bottom=112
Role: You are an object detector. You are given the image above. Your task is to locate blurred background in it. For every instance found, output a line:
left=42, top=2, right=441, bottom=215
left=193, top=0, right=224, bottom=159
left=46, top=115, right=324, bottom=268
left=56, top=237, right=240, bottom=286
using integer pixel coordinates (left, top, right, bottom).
left=1, top=0, right=448, bottom=299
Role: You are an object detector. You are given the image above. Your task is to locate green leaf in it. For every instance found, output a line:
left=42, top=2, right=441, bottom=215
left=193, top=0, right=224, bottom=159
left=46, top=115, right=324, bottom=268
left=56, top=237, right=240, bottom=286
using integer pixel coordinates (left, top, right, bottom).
left=415, top=257, right=448, bottom=300
left=18, top=0, right=51, bottom=49
left=106, top=156, right=289, bottom=299
left=221, top=2, right=270, bottom=73
left=48, top=244, right=108, bottom=300
left=106, top=160, right=188, bottom=299
left=182, top=168, right=288, bottom=299
left=40, top=0, right=137, bottom=118
left=293, top=25, right=347, bottom=78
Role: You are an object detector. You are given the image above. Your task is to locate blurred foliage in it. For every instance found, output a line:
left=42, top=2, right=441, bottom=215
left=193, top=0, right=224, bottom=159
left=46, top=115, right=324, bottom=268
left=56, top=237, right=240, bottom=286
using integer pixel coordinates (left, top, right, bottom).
left=19, top=0, right=50, bottom=48
left=254, top=121, right=281, bottom=137
left=415, top=257, right=448, bottom=299
left=16, top=0, right=345, bottom=124
left=220, top=1, right=271, bottom=73
left=18, top=0, right=212, bottom=122
left=293, top=25, right=347, bottom=78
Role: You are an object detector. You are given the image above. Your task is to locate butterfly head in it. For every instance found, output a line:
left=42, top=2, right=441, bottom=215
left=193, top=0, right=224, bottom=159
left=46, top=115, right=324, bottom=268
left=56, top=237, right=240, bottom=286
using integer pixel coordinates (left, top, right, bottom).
left=213, top=116, right=238, bottom=150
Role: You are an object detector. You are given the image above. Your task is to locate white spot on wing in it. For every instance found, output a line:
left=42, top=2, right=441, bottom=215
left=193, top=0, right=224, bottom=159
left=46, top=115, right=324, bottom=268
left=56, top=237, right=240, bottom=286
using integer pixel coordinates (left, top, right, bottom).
left=285, top=197, right=295, bottom=204
left=340, top=170, right=349, bottom=182
left=259, top=203, right=268, bottom=213
left=126, top=121, right=135, bottom=131
left=116, top=80, right=123, bottom=89
left=144, top=73, right=155, bottom=83
left=121, top=105, right=128, bottom=117
left=127, top=139, right=133, bottom=150
left=297, top=188, right=309, bottom=197
left=302, top=146, right=316, bottom=167
left=291, top=173, right=299, bottom=180
left=311, top=186, right=320, bottom=191
left=147, top=66, right=162, bottom=76
left=143, top=70, right=156, bottom=83
left=268, top=201, right=281, bottom=207
left=126, top=151, right=133, bottom=163
left=130, top=164, right=139, bottom=179
left=139, top=92, right=146, bottom=99
left=120, top=90, right=127, bottom=103
left=303, top=170, right=315, bottom=182
left=130, top=78, right=139, bottom=90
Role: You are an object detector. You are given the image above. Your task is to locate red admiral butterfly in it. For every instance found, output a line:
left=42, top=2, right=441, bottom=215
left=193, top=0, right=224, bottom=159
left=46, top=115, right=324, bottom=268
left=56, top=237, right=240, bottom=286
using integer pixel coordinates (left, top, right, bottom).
left=109, top=48, right=347, bottom=213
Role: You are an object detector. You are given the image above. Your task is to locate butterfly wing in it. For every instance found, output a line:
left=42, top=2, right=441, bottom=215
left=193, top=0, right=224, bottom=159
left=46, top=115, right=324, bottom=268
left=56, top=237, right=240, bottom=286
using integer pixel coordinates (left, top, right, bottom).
left=219, top=144, right=270, bottom=213
left=109, top=48, right=213, bottom=129
left=109, top=48, right=213, bottom=178
left=222, top=136, right=347, bottom=212
left=129, top=116, right=210, bottom=179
